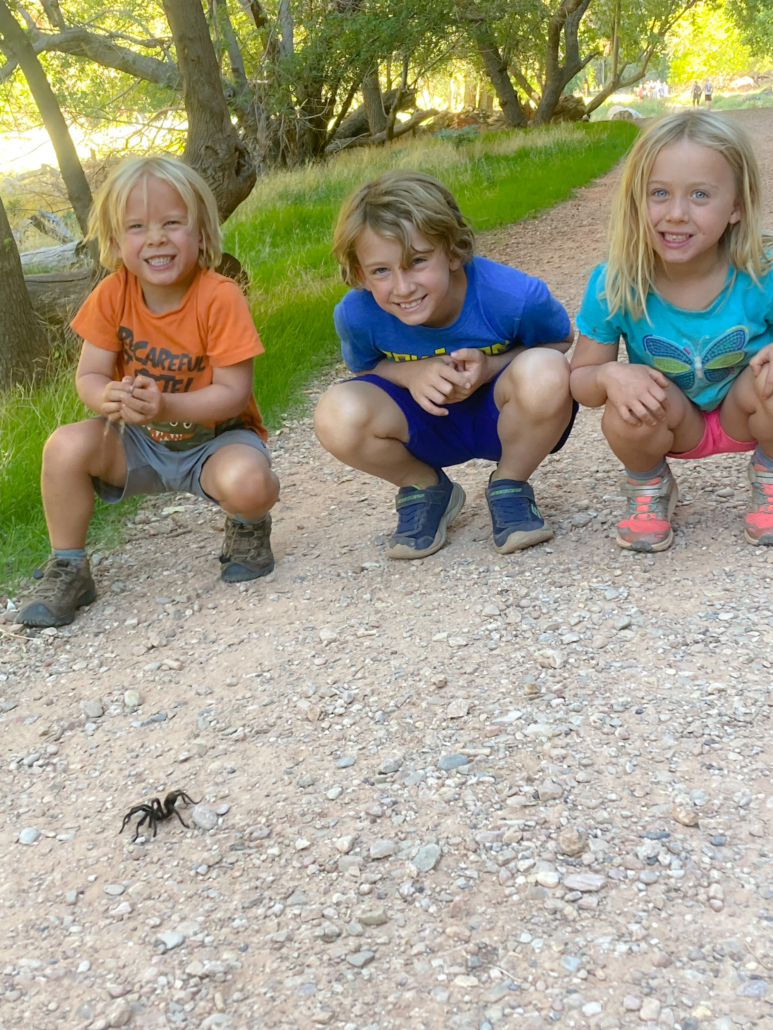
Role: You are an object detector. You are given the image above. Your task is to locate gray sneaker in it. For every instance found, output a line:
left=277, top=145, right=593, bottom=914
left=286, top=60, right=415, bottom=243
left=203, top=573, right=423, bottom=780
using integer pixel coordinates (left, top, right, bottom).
left=220, top=514, right=275, bottom=582
left=16, top=557, right=97, bottom=627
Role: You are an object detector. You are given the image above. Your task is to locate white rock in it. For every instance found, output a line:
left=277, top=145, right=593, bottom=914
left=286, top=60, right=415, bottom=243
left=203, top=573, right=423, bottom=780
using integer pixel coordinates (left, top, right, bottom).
left=18, top=827, right=40, bottom=845
left=563, top=872, right=606, bottom=892
left=191, top=804, right=218, bottom=830
left=447, top=698, right=469, bottom=719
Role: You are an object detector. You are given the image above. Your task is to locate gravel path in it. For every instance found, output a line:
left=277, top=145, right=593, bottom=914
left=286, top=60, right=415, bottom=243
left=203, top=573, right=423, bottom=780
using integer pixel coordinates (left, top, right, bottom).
left=2, top=110, right=773, bottom=1030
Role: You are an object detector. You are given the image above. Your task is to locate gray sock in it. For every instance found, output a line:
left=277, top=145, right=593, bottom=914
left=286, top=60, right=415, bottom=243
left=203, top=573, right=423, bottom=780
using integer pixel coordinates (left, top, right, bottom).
left=625, top=459, right=668, bottom=482
left=230, top=514, right=268, bottom=526
left=753, top=445, right=773, bottom=470
left=53, top=548, right=87, bottom=562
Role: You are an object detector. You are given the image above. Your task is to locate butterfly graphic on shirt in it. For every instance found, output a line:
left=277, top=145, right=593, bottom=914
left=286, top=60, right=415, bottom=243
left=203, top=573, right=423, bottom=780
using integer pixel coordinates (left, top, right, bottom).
left=641, top=327, right=748, bottom=393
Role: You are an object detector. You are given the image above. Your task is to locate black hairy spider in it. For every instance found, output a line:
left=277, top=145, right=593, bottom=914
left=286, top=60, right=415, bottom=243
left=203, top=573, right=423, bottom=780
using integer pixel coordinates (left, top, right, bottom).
left=119, top=790, right=200, bottom=841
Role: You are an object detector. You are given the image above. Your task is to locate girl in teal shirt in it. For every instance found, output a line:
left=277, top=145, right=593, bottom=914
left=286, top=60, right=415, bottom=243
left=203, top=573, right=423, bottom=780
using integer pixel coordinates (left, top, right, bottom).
left=571, top=110, right=773, bottom=553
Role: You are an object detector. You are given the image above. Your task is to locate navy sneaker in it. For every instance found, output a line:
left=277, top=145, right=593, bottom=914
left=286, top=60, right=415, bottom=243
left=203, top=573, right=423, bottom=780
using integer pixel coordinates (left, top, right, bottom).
left=387, top=469, right=466, bottom=559
left=486, top=478, right=553, bottom=553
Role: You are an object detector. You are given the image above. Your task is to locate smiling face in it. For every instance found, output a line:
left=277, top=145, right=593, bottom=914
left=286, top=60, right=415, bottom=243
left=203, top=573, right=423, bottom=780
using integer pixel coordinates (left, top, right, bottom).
left=646, top=139, right=741, bottom=274
left=354, top=223, right=467, bottom=328
left=115, top=176, right=203, bottom=311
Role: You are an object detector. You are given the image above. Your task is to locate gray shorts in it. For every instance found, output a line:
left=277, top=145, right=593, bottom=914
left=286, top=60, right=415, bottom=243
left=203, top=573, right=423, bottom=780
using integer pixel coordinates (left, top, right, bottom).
left=92, top=420, right=271, bottom=505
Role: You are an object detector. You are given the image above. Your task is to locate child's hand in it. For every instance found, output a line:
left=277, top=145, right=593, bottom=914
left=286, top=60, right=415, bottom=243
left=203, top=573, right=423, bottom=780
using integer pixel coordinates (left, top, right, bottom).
left=750, top=344, right=773, bottom=399
left=119, top=375, right=164, bottom=424
left=100, top=376, right=134, bottom=421
left=407, top=356, right=471, bottom=415
left=601, top=363, right=670, bottom=426
left=447, top=348, right=490, bottom=401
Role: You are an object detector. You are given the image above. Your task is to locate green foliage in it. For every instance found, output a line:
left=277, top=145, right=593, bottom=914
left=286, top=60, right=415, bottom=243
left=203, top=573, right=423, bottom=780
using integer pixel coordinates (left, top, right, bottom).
left=668, top=0, right=753, bottom=81
left=1, top=121, right=636, bottom=591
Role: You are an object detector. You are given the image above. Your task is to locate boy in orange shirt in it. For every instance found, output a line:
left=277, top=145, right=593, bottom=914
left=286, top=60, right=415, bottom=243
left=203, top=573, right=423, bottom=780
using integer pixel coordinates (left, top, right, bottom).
left=17, top=156, right=279, bottom=627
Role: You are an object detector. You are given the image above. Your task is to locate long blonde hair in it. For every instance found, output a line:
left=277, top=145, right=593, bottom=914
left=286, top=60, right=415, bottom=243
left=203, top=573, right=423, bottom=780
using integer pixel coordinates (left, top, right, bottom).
left=605, top=110, right=771, bottom=320
left=87, top=155, right=222, bottom=271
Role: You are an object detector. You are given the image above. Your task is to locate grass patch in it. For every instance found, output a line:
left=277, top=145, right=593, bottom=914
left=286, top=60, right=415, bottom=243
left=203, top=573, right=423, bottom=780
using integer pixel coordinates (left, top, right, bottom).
left=0, top=368, right=139, bottom=591
left=1, top=120, right=636, bottom=593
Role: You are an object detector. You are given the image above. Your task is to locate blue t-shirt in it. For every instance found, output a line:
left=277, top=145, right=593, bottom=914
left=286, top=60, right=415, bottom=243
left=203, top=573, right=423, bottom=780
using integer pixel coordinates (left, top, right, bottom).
left=577, top=262, right=773, bottom=411
left=334, top=256, right=570, bottom=372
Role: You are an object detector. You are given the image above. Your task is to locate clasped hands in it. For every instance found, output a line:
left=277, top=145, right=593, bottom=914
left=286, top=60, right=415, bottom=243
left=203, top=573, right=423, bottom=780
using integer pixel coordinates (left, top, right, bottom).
left=101, top=374, right=164, bottom=425
left=408, top=349, right=493, bottom=415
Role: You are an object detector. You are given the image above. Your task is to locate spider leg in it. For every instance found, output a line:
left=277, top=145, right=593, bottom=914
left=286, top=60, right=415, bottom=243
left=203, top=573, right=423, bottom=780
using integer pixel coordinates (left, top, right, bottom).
left=172, top=808, right=191, bottom=829
left=120, top=804, right=152, bottom=836
left=176, top=792, right=201, bottom=807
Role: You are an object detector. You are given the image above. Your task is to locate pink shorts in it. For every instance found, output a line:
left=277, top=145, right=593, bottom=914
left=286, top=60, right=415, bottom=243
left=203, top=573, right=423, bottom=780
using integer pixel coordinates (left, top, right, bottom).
left=668, top=408, right=756, bottom=461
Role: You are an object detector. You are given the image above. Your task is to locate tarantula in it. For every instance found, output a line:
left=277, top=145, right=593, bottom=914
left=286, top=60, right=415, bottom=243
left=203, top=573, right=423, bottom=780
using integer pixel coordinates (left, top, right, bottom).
left=119, top=790, right=200, bottom=841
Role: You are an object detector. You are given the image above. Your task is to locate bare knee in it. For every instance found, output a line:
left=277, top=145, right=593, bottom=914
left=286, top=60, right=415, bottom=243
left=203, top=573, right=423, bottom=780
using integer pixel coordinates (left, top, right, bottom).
left=314, top=383, right=382, bottom=454
left=212, top=455, right=279, bottom=515
left=503, top=349, right=571, bottom=416
left=601, top=403, right=657, bottom=446
left=42, top=420, right=102, bottom=473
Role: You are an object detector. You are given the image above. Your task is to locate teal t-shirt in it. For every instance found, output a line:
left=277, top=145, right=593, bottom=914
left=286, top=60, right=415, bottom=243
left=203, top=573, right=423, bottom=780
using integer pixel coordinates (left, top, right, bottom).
left=576, top=262, right=773, bottom=411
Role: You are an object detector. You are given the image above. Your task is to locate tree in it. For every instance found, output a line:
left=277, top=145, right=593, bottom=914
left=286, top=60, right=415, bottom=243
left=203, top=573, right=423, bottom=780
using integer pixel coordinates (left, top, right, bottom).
left=0, top=0, right=452, bottom=170
left=459, top=0, right=706, bottom=125
left=0, top=193, right=48, bottom=388
left=161, top=0, right=256, bottom=220
left=0, top=0, right=92, bottom=236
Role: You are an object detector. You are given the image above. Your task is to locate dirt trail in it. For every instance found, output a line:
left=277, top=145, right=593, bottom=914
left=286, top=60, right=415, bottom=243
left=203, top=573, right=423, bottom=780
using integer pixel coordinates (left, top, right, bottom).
left=3, top=110, right=773, bottom=1030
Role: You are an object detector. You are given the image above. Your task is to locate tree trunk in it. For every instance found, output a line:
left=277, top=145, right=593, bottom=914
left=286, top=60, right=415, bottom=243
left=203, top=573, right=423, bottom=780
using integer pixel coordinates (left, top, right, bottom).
left=0, top=0, right=93, bottom=240
left=0, top=194, right=48, bottom=388
left=361, top=68, right=387, bottom=135
left=162, top=0, right=256, bottom=222
left=532, top=0, right=593, bottom=126
left=467, top=20, right=528, bottom=128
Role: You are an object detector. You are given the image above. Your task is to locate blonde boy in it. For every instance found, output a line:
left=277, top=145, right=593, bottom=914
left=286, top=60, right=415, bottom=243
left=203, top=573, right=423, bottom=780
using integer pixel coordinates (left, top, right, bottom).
left=315, top=170, right=576, bottom=559
left=18, top=156, right=279, bottom=627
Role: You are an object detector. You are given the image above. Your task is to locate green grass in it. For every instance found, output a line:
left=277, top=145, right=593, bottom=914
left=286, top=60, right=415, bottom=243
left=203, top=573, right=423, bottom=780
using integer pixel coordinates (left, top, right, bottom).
left=0, top=368, right=139, bottom=592
left=1, top=120, right=637, bottom=593
left=711, top=91, right=773, bottom=111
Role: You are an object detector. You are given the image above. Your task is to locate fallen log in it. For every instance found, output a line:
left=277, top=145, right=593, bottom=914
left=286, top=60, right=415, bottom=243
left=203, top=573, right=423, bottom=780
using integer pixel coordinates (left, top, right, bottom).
left=20, top=240, right=90, bottom=273
left=25, top=267, right=95, bottom=324
left=326, top=109, right=439, bottom=154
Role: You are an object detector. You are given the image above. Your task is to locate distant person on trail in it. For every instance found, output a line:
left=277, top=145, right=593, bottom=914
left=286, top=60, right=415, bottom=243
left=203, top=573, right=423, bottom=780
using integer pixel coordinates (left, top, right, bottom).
left=692, top=81, right=702, bottom=105
left=704, top=78, right=713, bottom=108
left=16, top=156, right=280, bottom=628
left=571, top=111, right=773, bottom=553
left=314, top=170, right=576, bottom=560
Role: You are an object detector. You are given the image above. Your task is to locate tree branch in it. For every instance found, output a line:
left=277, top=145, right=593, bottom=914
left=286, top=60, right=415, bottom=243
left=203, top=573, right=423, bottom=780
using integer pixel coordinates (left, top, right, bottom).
left=0, top=24, right=182, bottom=88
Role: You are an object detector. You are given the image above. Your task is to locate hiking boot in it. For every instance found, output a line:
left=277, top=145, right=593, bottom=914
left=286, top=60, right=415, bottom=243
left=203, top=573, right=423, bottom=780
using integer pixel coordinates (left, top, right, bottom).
left=486, top=478, right=553, bottom=553
left=387, top=469, right=465, bottom=559
left=220, top=514, right=275, bottom=581
left=617, top=466, right=678, bottom=552
left=16, top=557, right=96, bottom=627
left=745, top=461, right=773, bottom=545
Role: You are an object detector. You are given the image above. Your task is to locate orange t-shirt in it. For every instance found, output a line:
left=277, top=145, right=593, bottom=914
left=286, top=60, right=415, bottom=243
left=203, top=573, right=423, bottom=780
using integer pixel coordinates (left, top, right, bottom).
left=70, top=265, right=267, bottom=447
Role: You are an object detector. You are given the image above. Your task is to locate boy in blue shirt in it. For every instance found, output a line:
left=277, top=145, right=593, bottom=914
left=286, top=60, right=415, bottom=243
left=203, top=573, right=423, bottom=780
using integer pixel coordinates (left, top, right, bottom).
left=314, top=170, right=576, bottom=559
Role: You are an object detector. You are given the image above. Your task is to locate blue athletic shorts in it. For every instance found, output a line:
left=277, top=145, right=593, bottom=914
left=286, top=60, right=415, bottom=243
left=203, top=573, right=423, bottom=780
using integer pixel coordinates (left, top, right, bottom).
left=353, top=371, right=578, bottom=468
left=92, top=419, right=271, bottom=504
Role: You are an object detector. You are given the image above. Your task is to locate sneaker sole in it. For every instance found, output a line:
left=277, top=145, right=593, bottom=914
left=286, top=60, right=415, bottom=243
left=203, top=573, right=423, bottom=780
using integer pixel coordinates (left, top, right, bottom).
left=387, top=483, right=466, bottom=560
left=744, top=528, right=773, bottom=546
left=616, top=477, right=679, bottom=553
left=17, top=585, right=97, bottom=627
left=220, top=558, right=275, bottom=582
left=494, top=524, right=554, bottom=554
